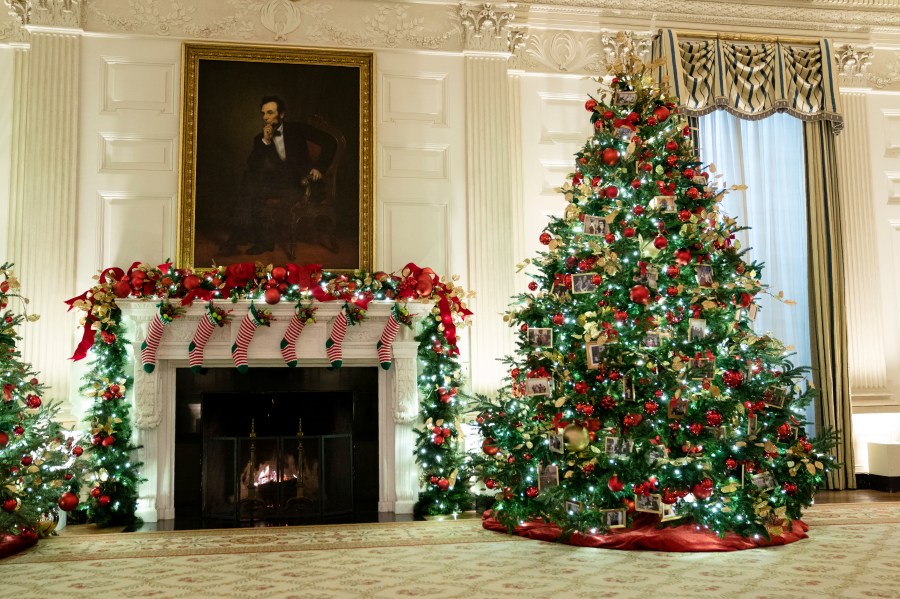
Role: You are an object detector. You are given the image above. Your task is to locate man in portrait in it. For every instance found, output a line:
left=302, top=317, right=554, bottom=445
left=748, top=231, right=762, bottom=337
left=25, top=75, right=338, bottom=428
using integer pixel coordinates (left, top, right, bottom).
left=222, top=95, right=338, bottom=255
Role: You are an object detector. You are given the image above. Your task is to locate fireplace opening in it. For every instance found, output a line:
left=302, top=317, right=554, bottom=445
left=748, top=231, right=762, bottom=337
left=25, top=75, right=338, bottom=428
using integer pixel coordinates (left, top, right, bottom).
left=174, top=367, right=379, bottom=528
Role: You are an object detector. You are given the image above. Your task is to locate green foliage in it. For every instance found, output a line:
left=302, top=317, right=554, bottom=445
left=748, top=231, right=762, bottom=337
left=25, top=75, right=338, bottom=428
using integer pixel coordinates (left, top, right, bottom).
left=0, top=263, right=82, bottom=536
left=78, top=312, right=144, bottom=528
left=473, top=60, right=837, bottom=538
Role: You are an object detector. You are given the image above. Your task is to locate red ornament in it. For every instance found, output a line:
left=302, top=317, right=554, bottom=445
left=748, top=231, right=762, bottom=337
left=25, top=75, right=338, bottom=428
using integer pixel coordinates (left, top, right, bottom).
left=608, top=475, right=626, bottom=492
left=782, top=482, right=798, bottom=495
left=646, top=116, right=657, bottom=126
left=603, top=110, right=614, bottom=120
left=552, top=313, right=565, bottom=326
left=585, top=99, right=597, bottom=111
left=539, top=232, right=552, bottom=245
left=683, top=168, right=696, bottom=179
left=685, top=187, right=700, bottom=200
left=722, top=370, right=744, bottom=389
left=604, top=233, right=616, bottom=244
left=692, top=478, right=714, bottom=499
left=623, top=226, right=636, bottom=238
left=623, top=413, right=643, bottom=427
left=665, top=140, right=678, bottom=152
left=437, top=478, right=450, bottom=491
left=101, top=435, right=116, bottom=447
left=58, top=491, right=79, bottom=512
left=182, top=274, right=201, bottom=291
left=653, top=235, right=668, bottom=250
left=2, top=498, right=18, bottom=512
left=604, top=185, right=619, bottom=199
left=264, top=287, right=281, bottom=305
left=485, top=478, right=496, bottom=489
left=24, top=394, right=41, bottom=409
left=666, top=154, right=679, bottom=166
left=705, top=410, right=722, bottom=427
left=777, top=422, right=794, bottom=440
left=601, top=148, right=620, bottom=166
left=674, top=248, right=692, bottom=265
left=98, top=495, right=111, bottom=507
left=644, top=401, right=659, bottom=415
left=666, top=265, right=680, bottom=278
left=528, top=281, right=538, bottom=291
left=21, top=456, right=32, bottom=466
left=633, top=205, right=645, bottom=216
left=72, top=446, right=83, bottom=456
left=682, top=125, right=692, bottom=137
left=271, top=266, right=286, bottom=282
left=725, top=458, right=738, bottom=470
left=113, top=280, right=131, bottom=298
left=525, top=486, right=539, bottom=499
left=482, top=438, right=499, bottom=456
left=631, top=179, right=642, bottom=189
left=678, top=209, right=692, bottom=222
left=630, top=284, right=650, bottom=304
left=0, top=431, right=7, bottom=447
left=90, top=487, right=102, bottom=498
left=591, top=274, right=602, bottom=285
left=574, top=381, right=588, bottom=394
left=666, top=285, right=678, bottom=297
left=653, top=106, right=671, bottom=122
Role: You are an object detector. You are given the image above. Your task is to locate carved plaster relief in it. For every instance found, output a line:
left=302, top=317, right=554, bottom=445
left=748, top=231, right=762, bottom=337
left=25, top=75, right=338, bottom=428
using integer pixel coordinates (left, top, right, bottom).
left=5, top=0, right=83, bottom=28
left=834, top=44, right=900, bottom=90
left=515, top=29, right=651, bottom=75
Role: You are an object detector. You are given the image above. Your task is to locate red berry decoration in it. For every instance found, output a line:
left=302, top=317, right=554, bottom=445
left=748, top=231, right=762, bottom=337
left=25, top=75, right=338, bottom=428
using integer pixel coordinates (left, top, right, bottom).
left=630, top=285, right=650, bottom=304
left=722, top=369, right=744, bottom=389
left=58, top=491, right=79, bottom=512
left=705, top=409, right=722, bottom=427
left=653, top=235, right=668, bottom=250
left=644, top=401, right=659, bottom=415
left=601, top=148, right=620, bottom=166
left=692, top=478, right=714, bottom=499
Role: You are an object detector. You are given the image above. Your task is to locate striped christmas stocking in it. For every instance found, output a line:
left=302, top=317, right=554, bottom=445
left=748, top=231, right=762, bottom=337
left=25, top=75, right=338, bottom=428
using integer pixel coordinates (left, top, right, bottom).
left=280, top=312, right=308, bottom=368
left=232, top=305, right=266, bottom=373
left=188, top=307, right=219, bottom=373
left=376, top=313, right=401, bottom=370
left=325, top=312, right=348, bottom=368
left=140, top=306, right=172, bottom=373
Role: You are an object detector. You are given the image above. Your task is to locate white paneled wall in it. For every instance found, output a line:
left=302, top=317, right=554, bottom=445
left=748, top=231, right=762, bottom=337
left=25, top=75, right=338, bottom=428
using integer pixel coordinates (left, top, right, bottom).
left=375, top=52, right=466, bottom=279
left=518, top=75, right=597, bottom=262
left=77, top=37, right=181, bottom=286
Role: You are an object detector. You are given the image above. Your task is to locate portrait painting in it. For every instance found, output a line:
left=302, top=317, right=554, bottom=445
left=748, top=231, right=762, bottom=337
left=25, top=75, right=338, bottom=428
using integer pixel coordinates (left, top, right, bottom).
left=178, top=43, right=374, bottom=271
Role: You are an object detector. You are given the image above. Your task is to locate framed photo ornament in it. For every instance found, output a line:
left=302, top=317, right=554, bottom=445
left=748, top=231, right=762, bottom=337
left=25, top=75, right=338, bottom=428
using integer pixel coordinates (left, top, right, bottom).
left=177, top=42, right=374, bottom=271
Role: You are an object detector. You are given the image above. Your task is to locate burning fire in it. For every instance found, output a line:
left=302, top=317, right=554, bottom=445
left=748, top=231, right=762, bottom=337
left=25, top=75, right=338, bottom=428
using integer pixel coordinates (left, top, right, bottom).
left=253, top=462, right=298, bottom=486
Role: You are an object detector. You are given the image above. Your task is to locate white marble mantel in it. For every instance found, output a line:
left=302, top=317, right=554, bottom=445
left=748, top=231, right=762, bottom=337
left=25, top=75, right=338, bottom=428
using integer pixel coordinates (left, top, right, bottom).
left=116, top=299, right=430, bottom=522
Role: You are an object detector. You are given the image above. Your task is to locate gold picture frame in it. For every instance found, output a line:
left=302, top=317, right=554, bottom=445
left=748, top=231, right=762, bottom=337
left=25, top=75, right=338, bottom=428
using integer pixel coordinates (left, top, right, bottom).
left=178, top=42, right=374, bottom=271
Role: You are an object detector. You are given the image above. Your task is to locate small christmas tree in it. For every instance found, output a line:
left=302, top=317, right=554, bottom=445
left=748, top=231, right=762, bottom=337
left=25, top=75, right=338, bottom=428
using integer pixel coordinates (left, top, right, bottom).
left=72, top=268, right=143, bottom=528
left=0, top=263, right=81, bottom=539
left=475, top=52, right=836, bottom=540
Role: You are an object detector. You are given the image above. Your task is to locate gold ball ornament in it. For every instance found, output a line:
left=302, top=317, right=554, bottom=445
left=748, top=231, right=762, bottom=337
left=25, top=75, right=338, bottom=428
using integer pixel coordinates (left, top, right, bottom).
left=37, top=510, right=59, bottom=537
left=563, top=424, right=590, bottom=452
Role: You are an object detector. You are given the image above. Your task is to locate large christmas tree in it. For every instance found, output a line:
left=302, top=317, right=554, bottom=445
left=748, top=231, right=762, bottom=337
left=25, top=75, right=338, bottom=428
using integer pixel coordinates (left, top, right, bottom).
left=475, top=53, right=836, bottom=540
left=0, top=263, right=81, bottom=539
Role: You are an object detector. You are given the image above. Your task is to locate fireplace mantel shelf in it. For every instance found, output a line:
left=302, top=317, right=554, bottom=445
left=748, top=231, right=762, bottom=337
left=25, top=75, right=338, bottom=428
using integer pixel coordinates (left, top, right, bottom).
left=116, top=299, right=431, bottom=521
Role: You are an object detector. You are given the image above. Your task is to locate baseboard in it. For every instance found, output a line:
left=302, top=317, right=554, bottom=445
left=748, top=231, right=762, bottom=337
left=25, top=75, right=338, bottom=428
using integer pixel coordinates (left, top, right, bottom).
left=856, top=473, right=900, bottom=492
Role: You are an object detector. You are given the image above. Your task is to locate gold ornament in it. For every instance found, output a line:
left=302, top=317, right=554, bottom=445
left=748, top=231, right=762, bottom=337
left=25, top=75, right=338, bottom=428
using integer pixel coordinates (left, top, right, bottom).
left=563, top=424, right=590, bottom=452
left=37, top=510, right=59, bottom=537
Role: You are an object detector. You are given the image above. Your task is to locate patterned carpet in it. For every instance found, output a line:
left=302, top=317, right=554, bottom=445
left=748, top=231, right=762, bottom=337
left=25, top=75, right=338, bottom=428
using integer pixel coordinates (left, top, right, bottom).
left=2, top=504, right=898, bottom=599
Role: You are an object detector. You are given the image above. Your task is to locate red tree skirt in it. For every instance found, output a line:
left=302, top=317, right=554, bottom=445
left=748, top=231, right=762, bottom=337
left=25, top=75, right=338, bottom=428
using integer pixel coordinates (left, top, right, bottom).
left=482, top=511, right=808, bottom=552
left=0, top=532, right=38, bottom=560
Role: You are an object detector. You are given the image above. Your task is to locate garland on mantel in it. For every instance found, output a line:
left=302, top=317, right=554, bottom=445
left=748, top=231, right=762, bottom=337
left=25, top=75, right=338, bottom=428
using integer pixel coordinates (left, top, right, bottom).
left=66, top=261, right=475, bottom=522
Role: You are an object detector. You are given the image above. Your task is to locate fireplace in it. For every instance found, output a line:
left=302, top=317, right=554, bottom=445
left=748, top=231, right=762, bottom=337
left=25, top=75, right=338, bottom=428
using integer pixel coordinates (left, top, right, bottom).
left=175, top=367, right=378, bottom=524
left=117, top=300, right=427, bottom=523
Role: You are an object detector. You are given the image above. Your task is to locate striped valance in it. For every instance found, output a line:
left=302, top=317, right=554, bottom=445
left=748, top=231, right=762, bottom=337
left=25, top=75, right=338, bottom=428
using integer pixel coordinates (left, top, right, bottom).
left=652, top=29, right=843, bottom=133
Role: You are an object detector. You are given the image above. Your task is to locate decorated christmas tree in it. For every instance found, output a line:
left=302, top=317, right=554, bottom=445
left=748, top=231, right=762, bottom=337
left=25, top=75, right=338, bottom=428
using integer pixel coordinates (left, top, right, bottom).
left=0, top=263, right=81, bottom=540
left=474, top=53, right=837, bottom=541
left=68, top=267, right=144, bottom=527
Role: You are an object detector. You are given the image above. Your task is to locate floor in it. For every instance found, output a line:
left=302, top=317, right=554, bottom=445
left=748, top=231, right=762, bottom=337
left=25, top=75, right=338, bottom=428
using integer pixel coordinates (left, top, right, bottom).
left=57, top=488, right=897, bottom=536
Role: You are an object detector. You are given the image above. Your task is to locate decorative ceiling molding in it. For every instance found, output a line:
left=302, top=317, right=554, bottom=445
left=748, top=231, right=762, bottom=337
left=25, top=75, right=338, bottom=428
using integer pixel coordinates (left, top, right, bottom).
left=514, top=28, right=651, bottom=74
left=5, top=0, right=83, bottom=28
left=834, top=43, right=900, bottom=88
left=458, top=2, right=524, bottom=53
